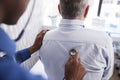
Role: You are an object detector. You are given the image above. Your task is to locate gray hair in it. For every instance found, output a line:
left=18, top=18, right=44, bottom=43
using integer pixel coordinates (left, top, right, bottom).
left=60, top=0, right=89, bottom=19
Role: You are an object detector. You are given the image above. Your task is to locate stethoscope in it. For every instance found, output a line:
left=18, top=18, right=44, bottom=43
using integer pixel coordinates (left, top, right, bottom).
left=14, top=0, right=36, bottom=42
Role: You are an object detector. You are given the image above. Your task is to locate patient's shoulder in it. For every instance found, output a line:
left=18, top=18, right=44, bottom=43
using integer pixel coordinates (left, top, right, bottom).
left=43, top=28, right=59, bottom=40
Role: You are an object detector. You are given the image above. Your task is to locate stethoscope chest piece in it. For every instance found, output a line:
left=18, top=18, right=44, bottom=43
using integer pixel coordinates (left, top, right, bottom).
left=70, top=49, right=78, bottom=56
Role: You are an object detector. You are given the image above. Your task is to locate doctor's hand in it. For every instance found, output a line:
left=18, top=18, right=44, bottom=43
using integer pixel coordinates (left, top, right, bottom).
left=29, top=30, right=49, bottom=54
left=65, top=50, right=87, bottom=80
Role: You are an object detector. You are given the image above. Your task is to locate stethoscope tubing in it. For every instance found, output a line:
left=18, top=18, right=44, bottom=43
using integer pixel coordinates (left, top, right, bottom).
left=14, top=0, right=36, bottom=42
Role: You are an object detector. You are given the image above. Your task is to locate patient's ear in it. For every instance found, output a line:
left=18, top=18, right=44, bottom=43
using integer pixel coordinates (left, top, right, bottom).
left=84, top=5, right=89, bottom=18
left=58, top=4, right=61, bottom=14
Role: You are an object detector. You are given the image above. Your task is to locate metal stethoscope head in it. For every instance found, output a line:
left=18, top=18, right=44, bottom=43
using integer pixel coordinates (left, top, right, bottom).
left=70, top=49, right=78, bottom=56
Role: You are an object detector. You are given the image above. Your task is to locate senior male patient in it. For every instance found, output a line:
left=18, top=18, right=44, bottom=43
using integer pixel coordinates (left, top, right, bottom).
left=39, top=0, right=114, bottom=80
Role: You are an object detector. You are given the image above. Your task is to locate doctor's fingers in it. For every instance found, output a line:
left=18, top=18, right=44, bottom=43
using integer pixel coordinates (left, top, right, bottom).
left=67, top=53, right=80, bottom=65
left=37, top=29, right=49, bottom=38
left=70, top=53, right=80, bottom=63
left=67, top=56, right=73, bottom=65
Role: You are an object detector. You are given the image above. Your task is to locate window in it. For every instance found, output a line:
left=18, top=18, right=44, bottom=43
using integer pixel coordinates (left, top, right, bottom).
left=88, top=0, right=120, bottom=37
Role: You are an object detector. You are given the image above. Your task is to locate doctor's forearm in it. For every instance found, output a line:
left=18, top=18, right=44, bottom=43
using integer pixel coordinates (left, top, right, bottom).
left=15, top=48, right=31, bottom=63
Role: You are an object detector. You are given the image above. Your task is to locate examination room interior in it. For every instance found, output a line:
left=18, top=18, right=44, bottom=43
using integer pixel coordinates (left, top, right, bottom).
left=0, top=0, right=120, bottom=80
